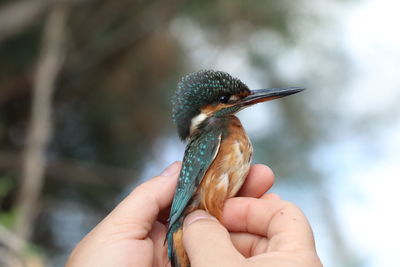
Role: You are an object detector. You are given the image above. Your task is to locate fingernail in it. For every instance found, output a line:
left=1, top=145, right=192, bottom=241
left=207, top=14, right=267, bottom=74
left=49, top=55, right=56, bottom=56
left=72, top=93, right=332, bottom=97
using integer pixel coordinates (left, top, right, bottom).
left=183, top=210, right=218, bottom=229
left=160, top=161, right=180, bottom=176
left=263, top=192, right=281, bottom=200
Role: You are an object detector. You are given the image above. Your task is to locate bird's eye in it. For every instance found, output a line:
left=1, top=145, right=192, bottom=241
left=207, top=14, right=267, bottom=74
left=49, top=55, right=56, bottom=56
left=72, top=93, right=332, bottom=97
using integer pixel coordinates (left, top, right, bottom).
left=219, top=95, right=230, bottom=103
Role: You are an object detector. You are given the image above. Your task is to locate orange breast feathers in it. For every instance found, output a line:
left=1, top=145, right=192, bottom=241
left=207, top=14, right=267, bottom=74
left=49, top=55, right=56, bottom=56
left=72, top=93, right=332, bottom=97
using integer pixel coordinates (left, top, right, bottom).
left=198, top=115, right=253, bottom=220
left=172, top=116, right=253, bottom=267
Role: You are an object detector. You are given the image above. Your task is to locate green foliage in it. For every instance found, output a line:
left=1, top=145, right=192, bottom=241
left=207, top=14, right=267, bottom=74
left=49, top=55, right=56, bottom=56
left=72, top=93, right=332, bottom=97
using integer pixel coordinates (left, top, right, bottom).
left=0, top=175, right=13, bottom=199
left=0, top=23, right=42, bottom=70
left=0, top=208, right=17, bottom=229
left=181, top=0, right=293, bottom=36
left=0, top=175, right=17, bottom=228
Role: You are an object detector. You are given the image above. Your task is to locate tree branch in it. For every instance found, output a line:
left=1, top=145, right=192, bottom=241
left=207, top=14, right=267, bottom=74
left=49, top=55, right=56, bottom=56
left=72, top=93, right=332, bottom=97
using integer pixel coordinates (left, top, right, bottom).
left=15, top=3, right=69, bottom=241
left=0, top=0, right=50, bottom=43
left=0, top=223, right=26, bottom=259
left=0, top=0, right=93, bottom=44
left=0, top=150, right=137, bottom=188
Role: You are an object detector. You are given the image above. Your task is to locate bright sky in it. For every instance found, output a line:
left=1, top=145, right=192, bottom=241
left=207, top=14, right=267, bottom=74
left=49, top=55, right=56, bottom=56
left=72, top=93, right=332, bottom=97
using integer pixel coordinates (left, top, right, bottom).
left=331, top=0, right=400, bottom=266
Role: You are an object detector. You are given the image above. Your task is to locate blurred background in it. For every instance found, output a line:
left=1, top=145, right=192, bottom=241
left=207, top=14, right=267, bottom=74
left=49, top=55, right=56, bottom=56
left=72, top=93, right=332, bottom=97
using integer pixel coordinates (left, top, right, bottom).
left=0, top=0, right=399, bottom=266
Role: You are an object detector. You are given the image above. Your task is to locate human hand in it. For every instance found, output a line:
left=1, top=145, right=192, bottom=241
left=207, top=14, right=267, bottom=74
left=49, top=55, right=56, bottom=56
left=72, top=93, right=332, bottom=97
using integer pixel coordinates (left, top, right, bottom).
left=183, top=190, right=322, bottom=267
left=66, top=161, right=182, bottom=267
left=66, top=161, right=321, bottom=267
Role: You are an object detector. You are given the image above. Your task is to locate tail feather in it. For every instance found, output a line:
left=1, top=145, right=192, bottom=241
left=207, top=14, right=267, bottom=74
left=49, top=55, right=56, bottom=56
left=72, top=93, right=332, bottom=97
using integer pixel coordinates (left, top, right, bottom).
left=167, top=226, right=176, bottom=265
left=167, top=221, right=189, bottom=267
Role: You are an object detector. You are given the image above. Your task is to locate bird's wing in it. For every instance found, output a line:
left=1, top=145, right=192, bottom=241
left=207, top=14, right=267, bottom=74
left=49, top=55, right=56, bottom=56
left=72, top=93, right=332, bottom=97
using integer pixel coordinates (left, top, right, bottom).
left=168, top=128, right=222, bottom=228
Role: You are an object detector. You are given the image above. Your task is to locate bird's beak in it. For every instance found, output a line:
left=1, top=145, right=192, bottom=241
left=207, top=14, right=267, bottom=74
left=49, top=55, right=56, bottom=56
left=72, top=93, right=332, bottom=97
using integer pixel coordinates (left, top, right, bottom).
left=238, top=87, right=305, bottom=107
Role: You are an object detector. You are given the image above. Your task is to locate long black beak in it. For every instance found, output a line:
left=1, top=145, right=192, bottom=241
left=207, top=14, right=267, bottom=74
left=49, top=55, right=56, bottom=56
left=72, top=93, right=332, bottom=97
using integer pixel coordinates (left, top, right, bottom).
left=238, top=87, right=305, bottom=107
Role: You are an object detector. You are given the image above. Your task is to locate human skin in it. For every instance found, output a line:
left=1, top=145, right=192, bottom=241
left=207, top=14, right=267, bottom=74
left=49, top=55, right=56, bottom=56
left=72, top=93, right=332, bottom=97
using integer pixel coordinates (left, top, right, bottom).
left=66, top=161, right=322, bottom=267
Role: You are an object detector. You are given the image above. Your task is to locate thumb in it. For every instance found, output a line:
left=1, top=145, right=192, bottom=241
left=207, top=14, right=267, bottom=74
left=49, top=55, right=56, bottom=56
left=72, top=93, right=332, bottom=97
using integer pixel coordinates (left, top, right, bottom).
left=182, top=210, right=243, bottom=267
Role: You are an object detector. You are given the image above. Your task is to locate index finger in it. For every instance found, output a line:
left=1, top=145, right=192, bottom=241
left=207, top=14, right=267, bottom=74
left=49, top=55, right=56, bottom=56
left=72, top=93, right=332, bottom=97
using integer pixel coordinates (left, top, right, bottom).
left=236, top=164, right=274, bottom=198
left=222, top=197, right=316, bottom=252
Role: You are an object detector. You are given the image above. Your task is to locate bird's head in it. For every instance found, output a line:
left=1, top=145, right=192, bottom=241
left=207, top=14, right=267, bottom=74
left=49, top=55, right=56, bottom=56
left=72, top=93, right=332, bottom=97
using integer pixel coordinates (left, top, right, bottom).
left=172, top=70, right=304, bottom=140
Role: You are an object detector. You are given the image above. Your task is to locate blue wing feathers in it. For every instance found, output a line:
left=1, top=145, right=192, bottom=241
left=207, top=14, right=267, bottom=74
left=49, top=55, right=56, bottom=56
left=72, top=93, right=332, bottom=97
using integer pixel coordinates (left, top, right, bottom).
left=168, top=130, right=221, bottom=227
left=167, top=129, right=222, bottom=265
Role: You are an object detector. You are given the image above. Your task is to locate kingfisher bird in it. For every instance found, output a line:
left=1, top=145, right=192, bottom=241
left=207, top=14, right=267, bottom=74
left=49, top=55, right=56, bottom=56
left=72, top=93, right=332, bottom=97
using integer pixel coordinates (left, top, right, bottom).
left=167, top=70, right=304, bottom=267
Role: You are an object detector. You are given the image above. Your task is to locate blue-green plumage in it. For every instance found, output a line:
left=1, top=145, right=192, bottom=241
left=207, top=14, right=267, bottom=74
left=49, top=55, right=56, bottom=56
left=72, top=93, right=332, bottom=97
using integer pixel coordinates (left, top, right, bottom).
left=167, top=128, right=221, bottom=264
left=168, top=70, right=248, bottom=267
left=167, top=70, right=304, bottom=267
left=172, top=70, right=250, bottom=140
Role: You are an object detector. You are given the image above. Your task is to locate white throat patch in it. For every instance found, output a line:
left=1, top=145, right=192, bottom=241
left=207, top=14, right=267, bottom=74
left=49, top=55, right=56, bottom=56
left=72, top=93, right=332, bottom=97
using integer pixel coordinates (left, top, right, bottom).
left=190, top=112, right=208, bottom=135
